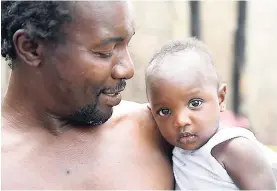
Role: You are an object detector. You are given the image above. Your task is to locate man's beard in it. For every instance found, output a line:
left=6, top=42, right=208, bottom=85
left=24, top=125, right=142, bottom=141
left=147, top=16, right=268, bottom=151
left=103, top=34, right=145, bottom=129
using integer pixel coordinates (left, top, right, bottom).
left=61, top=102, right=112, bottom=127
left=61, top=79, right=126, bottom=127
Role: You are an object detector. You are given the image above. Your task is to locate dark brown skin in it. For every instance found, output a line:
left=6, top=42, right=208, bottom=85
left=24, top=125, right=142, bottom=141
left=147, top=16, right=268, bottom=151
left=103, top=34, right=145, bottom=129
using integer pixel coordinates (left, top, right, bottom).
left=1, top=2, right=173, bottom=189
left=147, top=51, right=276, bottom=190
left=2, top=101, right=173, bottom=189
left=147, top=51, right=226, bottom=151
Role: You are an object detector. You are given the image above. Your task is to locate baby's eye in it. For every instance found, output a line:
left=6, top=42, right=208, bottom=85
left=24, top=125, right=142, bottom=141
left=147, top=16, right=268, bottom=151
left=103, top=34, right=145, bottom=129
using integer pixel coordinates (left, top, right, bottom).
left=188, top=99, right=203, bottom=109
left=157, top=108, right=172, bottom=117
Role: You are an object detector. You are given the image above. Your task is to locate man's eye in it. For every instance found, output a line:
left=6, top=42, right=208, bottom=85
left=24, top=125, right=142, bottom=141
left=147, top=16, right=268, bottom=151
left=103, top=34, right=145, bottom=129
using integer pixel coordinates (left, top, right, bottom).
left=95, top=52, right=113, bottom=58
left=157, top=108, right=171, bottom=117
left=188, top=99, right=203, bottom=109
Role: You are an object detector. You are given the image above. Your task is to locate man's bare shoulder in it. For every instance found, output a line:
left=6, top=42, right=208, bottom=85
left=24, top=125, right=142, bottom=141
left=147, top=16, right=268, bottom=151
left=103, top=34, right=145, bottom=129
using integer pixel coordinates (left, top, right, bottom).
left=114, top=100, right=148, bottom=113
left=113, top=100, right=173, bottom=155
left=113, top=100, right=155, bottom=126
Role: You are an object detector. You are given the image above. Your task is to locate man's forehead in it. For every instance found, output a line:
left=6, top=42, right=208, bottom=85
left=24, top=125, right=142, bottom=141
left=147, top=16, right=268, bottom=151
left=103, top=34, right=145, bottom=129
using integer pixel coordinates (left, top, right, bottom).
left=72, top=1, right=134, bottom=24
left=59, top=1, right=135, bottom=47
left=71, top=1, right=134, bottom=35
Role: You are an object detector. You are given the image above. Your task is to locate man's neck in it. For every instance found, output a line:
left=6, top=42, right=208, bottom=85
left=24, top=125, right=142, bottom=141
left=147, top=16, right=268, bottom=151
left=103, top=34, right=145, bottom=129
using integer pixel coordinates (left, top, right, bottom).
left=2, top=73, right=65, bottom=135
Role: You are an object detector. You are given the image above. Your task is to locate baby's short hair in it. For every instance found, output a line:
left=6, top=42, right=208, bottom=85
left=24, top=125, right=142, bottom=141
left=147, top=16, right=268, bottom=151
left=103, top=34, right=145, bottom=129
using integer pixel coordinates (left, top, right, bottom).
left=148, top=37, right=214, bottom=69
left=145, top=37, right=220, bottom=93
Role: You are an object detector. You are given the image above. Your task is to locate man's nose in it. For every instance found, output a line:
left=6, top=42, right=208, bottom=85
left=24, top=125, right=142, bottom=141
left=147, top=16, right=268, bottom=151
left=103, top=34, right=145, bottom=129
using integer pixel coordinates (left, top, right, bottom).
left=112, top=48, right=134, bottom=80
left=174, top=109, right=192, bottom=128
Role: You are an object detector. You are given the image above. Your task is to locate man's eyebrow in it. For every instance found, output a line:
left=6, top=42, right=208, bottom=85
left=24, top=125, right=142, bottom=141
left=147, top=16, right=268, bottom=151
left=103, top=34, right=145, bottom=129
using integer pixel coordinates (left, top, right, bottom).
left=100, top=36, right=125, bottom=45
left=99, top=31, right=135, bottom=46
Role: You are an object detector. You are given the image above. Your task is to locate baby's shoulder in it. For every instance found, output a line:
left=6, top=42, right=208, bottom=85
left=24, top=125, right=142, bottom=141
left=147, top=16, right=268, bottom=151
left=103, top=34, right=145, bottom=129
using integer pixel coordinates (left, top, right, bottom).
left=210, top=126, right=258, bottom=165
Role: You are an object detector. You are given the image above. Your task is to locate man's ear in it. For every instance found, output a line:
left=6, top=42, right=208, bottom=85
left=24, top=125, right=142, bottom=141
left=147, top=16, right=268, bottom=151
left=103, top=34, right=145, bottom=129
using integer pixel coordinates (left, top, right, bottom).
left=218, top=83, right=227, bottom=112
left=13, top=29, right=43, bottom=67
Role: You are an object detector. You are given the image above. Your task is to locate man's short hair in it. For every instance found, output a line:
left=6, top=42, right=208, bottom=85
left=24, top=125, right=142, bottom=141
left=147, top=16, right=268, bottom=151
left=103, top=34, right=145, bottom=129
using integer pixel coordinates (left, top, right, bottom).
left=1, top=1, right=73, bottom=68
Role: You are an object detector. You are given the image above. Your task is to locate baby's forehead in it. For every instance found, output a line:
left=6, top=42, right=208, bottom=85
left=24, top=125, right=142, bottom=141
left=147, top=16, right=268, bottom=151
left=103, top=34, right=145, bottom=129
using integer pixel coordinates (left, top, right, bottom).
left=151, top=71, right=213, bottom=93
left=156, top=51, right=216, bottom=82
left=160, top=51, right=208, bottom=70
left=148, top=72, right=218, bottom=104
left=162, top=50, right=203, bottom=63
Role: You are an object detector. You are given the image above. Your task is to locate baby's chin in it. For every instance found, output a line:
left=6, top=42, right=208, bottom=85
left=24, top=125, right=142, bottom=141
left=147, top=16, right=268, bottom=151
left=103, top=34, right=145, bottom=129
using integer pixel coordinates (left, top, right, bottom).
left=179, top=145, right=201, bottom=151
left=176, top=139, right=204, bottom=151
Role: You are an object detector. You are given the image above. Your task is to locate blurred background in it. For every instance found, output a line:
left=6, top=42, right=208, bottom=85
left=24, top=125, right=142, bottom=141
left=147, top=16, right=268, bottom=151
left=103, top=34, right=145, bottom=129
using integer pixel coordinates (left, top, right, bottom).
left=1, top=1, right=277, bottom=146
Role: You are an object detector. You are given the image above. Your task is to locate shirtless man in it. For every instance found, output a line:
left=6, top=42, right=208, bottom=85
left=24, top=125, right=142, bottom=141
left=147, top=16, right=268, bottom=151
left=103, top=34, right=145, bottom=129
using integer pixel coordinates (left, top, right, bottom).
left=1, top=1, right=173, bottom=189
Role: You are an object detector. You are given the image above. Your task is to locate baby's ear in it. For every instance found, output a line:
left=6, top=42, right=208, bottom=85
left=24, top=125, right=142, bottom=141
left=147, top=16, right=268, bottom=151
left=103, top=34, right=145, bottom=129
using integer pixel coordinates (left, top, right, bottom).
left=218, top=83, right=227, bottom=112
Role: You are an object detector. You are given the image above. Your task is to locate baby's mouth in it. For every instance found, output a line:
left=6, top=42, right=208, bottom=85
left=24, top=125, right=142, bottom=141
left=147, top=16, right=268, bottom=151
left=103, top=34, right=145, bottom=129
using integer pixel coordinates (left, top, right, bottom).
left=178, top=132, right=197, bottom=144
left=179, top=132, right=194, bottom=138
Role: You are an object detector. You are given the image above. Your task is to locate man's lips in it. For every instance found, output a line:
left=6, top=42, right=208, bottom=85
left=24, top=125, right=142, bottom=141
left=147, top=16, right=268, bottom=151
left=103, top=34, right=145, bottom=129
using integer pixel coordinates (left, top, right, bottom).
left=101, top=87, right=125, bottom=97
left=100, top=80, right=126, bottom=97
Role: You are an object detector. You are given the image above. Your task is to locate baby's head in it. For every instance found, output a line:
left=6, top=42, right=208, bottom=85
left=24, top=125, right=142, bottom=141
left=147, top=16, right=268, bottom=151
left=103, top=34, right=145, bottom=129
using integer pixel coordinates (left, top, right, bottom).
left=146, top=37, right=227, bottom=150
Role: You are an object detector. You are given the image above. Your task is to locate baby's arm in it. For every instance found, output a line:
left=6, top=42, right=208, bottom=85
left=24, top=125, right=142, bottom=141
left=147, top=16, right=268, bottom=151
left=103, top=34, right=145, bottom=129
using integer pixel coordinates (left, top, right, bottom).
left=212, top=137, right=276, bottom=190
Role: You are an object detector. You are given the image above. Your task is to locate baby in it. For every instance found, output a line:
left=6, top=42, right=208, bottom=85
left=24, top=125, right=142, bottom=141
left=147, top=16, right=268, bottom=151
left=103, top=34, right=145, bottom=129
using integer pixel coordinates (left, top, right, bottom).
left=145, top=37, right=277, bottom=190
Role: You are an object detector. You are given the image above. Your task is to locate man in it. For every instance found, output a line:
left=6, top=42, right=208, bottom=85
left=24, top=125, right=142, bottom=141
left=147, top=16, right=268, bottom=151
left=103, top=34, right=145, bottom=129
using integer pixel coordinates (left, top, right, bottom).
left=1, top=1, right=174, bottom=189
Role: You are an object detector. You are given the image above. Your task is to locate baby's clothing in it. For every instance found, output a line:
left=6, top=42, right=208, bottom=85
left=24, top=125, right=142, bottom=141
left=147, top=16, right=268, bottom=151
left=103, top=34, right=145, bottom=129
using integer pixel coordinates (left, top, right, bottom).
left=173, top=126, right=277, bottom=190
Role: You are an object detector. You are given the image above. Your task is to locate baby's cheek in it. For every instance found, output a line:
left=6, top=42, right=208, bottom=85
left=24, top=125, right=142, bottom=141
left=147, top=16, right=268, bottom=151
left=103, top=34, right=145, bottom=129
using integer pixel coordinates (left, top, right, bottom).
left=158, top=123, right=177, bottom=145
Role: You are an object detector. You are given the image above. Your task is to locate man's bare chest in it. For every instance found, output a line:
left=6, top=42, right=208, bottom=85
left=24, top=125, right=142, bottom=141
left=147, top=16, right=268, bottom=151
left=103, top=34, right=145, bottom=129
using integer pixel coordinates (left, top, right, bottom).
left=2, top=134, right=173, bottom=189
